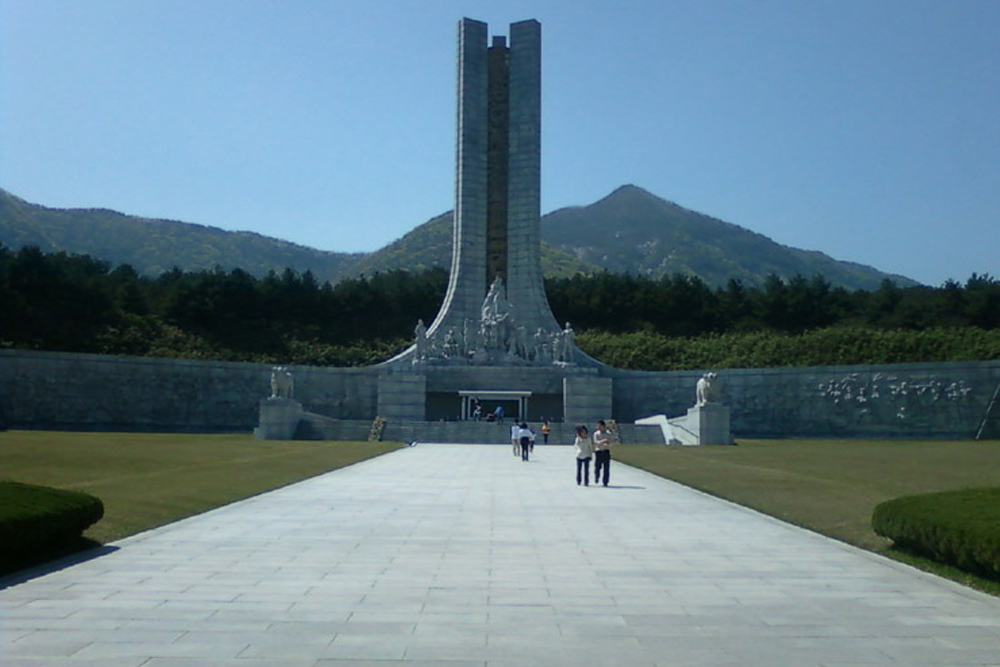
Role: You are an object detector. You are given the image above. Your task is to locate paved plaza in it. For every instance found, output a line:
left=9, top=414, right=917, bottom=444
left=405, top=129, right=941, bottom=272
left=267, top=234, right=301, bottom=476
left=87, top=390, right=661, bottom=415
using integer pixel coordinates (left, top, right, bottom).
left=3, top=443, right=1000, bottom=666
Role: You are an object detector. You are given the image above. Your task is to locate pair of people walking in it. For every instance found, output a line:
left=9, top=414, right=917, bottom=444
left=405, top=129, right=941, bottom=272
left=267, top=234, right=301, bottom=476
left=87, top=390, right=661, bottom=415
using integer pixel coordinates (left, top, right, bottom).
left=513, top=422, right=535, bottom=461
left=573, top=420, right=612, bottom=486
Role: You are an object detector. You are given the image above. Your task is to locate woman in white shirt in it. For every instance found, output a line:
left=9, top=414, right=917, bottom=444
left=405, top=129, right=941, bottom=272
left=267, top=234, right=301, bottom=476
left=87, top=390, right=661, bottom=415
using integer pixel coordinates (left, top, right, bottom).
left=574, top=425, right=594, bottom=486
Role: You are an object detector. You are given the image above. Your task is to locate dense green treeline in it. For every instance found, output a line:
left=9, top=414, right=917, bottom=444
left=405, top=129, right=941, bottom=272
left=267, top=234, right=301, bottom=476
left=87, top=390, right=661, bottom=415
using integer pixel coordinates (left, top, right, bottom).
left=545, top=272, right=1000, bottom=335
left=0, top=245, right=444, bottom=364
left=577, top=327, right=1000, bottom=371
left=1, top=244, right=998, bottom=368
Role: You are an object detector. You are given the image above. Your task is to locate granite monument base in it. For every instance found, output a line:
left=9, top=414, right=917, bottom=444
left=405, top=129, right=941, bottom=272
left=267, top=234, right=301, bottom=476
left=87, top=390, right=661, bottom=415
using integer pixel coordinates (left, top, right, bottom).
left=638, top=402, right=732, bottom=446
left=254, top=397, right=303, bottom=440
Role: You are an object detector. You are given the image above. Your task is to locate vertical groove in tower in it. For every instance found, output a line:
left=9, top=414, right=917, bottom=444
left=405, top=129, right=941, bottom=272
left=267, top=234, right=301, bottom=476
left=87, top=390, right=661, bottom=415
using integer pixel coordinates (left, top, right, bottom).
left=486, top=36, right=510, bottom=287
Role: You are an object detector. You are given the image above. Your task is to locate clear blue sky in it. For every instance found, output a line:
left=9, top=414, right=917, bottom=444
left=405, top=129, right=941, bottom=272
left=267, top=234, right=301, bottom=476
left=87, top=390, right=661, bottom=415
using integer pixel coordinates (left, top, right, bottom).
left=2, top=0, right=998, bottom=286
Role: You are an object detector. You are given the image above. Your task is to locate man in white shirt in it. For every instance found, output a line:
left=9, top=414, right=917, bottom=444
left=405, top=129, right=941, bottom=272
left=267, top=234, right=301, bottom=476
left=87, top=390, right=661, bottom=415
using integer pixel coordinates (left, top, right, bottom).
left=593, top=420, right=612, bottom=486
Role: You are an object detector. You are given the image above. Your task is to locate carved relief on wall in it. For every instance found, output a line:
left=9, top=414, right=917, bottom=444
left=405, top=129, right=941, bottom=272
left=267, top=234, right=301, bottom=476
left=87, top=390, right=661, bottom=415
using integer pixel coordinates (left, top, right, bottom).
left=817, top=372, right=974, bottom=430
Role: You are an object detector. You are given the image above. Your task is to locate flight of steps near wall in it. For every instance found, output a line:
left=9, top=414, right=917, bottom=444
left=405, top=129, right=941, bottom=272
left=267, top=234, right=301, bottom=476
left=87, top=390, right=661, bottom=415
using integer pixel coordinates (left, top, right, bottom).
left=295, top=412, right=664, bottom=445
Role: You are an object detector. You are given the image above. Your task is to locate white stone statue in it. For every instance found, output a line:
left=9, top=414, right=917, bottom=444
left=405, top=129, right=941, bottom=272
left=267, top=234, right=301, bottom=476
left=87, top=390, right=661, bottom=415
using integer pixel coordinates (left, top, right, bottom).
left=480, top=276, right=514, bottom=356
left=414, top=318, right=428, bottom=360
left=560, top=322, right=576, bottom=363
left=696, top=372, right=718, bottom=406
left=442, top=328, right=458, bottom=358
left=270, top=366, right=294, bottom=399
left=533, top=327, right=550, bottom=363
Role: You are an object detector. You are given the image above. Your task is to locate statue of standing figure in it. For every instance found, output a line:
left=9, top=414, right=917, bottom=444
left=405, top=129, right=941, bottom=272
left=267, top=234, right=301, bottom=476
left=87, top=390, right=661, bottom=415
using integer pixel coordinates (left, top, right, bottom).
left=480, top=276, right=513, bottom=356
left=560, top=322, right=576, bottom=363
left=414, top=319, right=428, bottom=361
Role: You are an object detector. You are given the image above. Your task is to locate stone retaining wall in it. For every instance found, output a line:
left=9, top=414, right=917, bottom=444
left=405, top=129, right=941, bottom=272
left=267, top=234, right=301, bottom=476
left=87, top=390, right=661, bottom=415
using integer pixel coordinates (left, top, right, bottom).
left=610, top=361, right=1000, bottom=439
left=1, top=349, right=997, bottom=439
left=0, top=350, right=377, bottom=432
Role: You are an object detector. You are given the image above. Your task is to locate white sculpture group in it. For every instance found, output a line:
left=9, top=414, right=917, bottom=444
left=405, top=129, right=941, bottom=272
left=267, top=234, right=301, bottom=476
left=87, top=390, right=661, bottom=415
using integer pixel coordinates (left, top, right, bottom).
left=413, top=277, right=576, bottom=366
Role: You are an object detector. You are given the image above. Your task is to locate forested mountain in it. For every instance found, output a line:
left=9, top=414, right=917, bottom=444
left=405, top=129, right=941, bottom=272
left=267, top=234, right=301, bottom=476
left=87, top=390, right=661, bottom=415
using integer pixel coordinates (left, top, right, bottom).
left=343, top=211, right=601, bottom=280
left=0, top=189, right=360, bottom=283
left=1, top=185, right=916, bottom=289
left=542, top=185, right=917, bottom=290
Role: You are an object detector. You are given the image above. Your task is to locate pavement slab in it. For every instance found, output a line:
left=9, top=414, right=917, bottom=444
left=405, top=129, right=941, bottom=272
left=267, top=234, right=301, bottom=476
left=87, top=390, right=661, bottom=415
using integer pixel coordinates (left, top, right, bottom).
left=3, top=443, right=1000, bottom=666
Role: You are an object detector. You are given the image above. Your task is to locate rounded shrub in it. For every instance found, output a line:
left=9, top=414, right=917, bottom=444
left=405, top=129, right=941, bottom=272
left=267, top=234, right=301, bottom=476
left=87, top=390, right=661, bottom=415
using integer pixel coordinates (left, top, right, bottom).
left=0, top=481, right=105, bottom=573
left=872, top=488, right=1000, bottom=579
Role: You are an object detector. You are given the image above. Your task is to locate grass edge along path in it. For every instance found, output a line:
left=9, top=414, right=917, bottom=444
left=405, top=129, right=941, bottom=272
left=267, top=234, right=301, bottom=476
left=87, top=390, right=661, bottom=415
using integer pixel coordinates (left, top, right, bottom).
left=615, top=439, right=1000, bottom=596
left=0, top=431, right=404, bottom=545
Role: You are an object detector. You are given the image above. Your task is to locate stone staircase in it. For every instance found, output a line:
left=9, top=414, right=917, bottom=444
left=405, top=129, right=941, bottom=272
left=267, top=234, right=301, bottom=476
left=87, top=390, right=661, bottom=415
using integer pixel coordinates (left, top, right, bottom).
left=294, top=412, right=664, bottom=445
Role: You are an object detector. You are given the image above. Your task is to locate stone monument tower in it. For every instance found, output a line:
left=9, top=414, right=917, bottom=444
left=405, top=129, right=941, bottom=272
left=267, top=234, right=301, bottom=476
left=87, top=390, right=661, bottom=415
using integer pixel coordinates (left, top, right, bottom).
left=434, top=18, right=559, bottom=337
left=390, top=18, right=570, bottom=368
left=375, top=18, right=609, bottom=429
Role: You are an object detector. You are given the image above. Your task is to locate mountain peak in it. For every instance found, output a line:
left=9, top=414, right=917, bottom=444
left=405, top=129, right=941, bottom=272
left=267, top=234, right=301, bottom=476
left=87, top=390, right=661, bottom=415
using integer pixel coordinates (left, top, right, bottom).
left=541, top=186, right=918, bottom=289
left=0, top=184, right=918, bottom=289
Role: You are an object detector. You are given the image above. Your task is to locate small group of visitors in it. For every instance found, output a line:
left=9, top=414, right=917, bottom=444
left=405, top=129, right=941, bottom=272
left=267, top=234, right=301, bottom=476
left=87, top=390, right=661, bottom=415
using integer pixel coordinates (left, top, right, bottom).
left=573, top=420, right=613, bottom=487
left=511, top=422, right=536, bottom=461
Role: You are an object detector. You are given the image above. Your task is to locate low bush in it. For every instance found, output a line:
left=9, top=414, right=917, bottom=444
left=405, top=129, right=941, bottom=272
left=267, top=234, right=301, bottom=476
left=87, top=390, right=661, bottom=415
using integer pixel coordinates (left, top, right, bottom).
left=0, top=481, right=104, bottom=574
left=872, top=488, right=1000, bottom=579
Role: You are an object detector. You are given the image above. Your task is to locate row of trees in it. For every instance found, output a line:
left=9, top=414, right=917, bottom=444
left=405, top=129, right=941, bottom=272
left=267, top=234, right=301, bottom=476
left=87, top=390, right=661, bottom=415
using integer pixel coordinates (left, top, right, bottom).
left=2, top=244, right=998, bottom=367
left=545, top=272, right=1000, bottom=335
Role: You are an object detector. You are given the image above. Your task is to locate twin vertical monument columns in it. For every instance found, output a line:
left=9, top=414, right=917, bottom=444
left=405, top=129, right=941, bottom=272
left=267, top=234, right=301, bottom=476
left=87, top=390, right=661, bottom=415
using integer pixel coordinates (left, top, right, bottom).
left=376, top=18, right=615, bottom=430
left=394, top=19, right=569, bottom=368
left=255, top=18, right=730, bottom=439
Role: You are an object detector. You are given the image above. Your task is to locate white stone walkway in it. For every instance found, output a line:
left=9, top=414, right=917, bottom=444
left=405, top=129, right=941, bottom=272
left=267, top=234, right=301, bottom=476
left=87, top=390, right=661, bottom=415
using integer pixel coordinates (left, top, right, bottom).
left=2, top=444, right=1000, bottom=666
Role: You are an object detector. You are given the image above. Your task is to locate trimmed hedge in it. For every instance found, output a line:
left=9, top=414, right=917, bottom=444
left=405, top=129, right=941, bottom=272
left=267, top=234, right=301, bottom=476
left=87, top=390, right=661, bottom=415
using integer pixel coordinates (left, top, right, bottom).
left=0, top=481, right=104, bottom=573
left=872, top=488, right=1000, bottom=579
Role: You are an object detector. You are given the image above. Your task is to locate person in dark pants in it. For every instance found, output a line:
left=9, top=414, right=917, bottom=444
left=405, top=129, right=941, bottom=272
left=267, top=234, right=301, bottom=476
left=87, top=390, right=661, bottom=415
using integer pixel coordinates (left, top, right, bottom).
left=574, top=425, right=593, bottom=486
left=592, top=420, right=612, bottom=486
left=518, top=422, right=533, bottom=461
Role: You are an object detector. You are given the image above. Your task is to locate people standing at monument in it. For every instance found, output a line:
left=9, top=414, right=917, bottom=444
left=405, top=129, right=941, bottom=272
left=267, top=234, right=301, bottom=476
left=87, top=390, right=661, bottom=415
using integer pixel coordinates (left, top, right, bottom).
left=574, top=425, right=593, bottom=486
left=593, top=419, right=613, bottom=486
left=541, top=420, right=550, bottom=444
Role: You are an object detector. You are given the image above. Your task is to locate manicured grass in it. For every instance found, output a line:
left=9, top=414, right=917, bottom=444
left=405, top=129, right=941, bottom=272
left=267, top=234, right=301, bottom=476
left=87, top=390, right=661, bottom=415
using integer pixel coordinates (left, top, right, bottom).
left=617, top=440, right=1000, bottom=550
left=0, top=431, right=403, bottom=545
left=616, top=439, right=1000, bottom=591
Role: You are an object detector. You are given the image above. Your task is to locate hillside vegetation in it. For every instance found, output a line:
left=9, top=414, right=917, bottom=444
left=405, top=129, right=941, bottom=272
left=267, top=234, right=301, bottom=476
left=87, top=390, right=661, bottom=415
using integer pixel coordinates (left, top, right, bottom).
left=1, top=185, right=915, bottom=290
left=1, top=244, right=997, bottom=368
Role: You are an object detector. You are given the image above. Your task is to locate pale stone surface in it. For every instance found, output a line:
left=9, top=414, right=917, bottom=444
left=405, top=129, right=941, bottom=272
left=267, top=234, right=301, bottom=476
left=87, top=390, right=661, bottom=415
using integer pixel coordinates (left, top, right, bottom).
left=4, top=445, right=999, bottom=666
left=253, top=397, right=303, bottom=440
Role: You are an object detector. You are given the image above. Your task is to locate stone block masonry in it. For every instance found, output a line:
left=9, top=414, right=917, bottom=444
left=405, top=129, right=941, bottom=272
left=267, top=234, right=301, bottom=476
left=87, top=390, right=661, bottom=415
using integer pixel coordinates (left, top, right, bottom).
left=0, top=349, right=377, bottom=433
left=2, top=349, right=998, bottom=439
left=564, top=375, right=613, bottom=426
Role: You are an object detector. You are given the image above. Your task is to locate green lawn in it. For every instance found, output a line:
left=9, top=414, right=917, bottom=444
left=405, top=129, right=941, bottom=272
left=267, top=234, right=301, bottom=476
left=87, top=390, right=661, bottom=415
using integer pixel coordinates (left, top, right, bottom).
left=616, top=440, right=1000, bottom=551
left=616, top=439, right=1000, bottom=593
left=0, top=431, right=403, bottom=544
